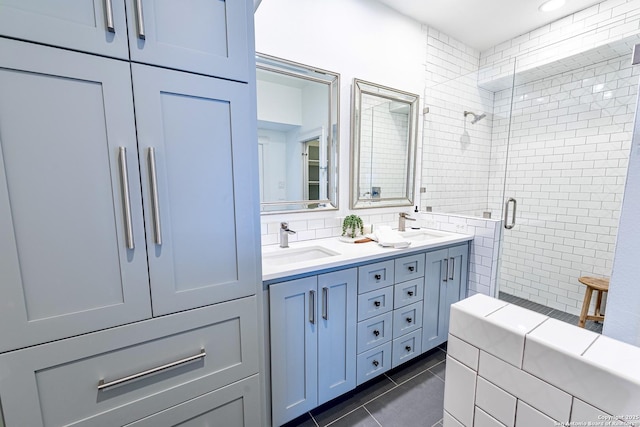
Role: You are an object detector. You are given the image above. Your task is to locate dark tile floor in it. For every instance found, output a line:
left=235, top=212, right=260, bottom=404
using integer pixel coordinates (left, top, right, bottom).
left=498, top=292, right=603, bottom=333
left=280, top=293, right=601, bottom=427
left=281, top=346, right=447, bottom=427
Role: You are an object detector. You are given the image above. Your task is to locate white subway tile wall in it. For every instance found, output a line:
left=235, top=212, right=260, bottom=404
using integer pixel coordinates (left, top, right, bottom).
left=421, top=26, right=496, bottom=217
left=479, top=0, right=640, bottom=85
left=490, top=55, right=639, bottom=314
left=445, top=295, right=640, bottom=427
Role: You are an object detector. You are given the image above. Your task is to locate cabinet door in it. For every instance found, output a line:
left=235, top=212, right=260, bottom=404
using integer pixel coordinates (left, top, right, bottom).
left=0, top=0, right=128, bottom=59
left=0, top=39, right=151, bottom=353
left=423, top=245, right=469, bottom=352
left=270, top=277, right=318, bottom=426
left=440, top=244, right=468, bottom=340
left=423, top=248, right=448, bottom=351
left=126, top=0, right=250, bottom=82
left=131, top=64, right=259, bottom=316
left=317, top=269, right=357, bottom=405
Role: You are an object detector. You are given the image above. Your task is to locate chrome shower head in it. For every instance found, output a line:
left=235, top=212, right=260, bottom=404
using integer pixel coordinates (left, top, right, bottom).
left=464, top=111, right=486, bottom=124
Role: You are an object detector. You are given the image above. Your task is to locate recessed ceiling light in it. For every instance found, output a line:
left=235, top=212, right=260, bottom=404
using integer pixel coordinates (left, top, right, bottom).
left=539, top=0, right=566, bottom=12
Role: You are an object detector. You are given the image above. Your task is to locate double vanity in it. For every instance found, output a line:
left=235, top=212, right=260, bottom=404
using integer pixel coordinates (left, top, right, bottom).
left=262, top=228, right=473, bottom=426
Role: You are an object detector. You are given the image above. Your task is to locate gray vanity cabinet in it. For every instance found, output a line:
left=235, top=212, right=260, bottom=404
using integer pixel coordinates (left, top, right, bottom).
left=126, top=0, right=250, bottom=82
left=423, top=244, right=469, bottom=351
left=131, top=63, right=258, bottom=316
left=270, top=269, right=357, bottom=426
left=0, top=38, right=151, bottom=353
left=0, top=0, right=129, bottom=59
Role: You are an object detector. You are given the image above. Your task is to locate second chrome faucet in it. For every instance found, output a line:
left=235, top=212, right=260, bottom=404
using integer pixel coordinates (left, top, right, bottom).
left=279, top=222, right=296, bottom=248
left=398, top=212, right=416, bottom=232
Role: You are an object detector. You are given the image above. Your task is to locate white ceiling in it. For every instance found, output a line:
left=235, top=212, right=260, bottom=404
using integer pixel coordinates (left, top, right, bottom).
left=374, top=0, right=604, bottom=51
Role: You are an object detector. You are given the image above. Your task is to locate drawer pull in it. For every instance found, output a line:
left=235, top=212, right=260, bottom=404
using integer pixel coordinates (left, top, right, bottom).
left=408, top=266, right=415, bottom=272
left=406, top=317, right=412, bottom=323
left=374, top=274, right=382, bottom=280
left=373, top=329, right=380, bottom=337
left=98, top=348, right=206, bottom=391
left=405, top=345, right=412, bottom=352
left=407, top=290, right=414, bottom=297
left=372, top=360, right=379, bottom=367
left=374, top=300, right=381, bottom=307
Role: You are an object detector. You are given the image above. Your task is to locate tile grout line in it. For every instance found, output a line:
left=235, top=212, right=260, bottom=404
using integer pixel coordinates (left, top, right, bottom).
left=364, top=406, right=383, bottom=427
left=309, top=411, right=320, bottom=427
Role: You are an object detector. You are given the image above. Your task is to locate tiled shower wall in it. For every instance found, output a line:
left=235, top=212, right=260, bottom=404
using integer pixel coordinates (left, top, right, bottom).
left=489, top=56, right=639, bottom=314
left=421, top=27, right=495, bottom=217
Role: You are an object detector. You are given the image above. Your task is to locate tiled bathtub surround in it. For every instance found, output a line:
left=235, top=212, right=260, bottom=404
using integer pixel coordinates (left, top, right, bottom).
left=443, top=294, right=640, bottom=427
left=261, top=212, right=501, bottom=298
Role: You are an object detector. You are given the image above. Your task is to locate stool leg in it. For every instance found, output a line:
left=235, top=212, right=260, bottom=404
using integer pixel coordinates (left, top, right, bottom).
left=579, top=287, right=593, bottom=328
left=594, top=290, right=603, bottom=319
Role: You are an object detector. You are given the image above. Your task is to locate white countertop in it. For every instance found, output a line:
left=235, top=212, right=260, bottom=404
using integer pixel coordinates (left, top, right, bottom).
left=261, top=229, right=473, bottom=282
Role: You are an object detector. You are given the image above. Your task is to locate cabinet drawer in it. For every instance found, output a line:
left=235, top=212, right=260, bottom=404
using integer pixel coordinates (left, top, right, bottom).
left=392, top=329, right=423, bottom=368
left=124, top=375, right=261, bottom=427
left=394, top=253, right=425, bottom=283
left=0, top=297, right=259, bottom=427
left=357, top=312, right=393, bottom=354
left=392, top=301, right=423, bottom=338
left=358, top=260, right=395, bottom=294
left=356, top=342, right=392, bottom=386
left=357, top=286, right=394, bottom=321
left=394, top=277, right=424, bottom=308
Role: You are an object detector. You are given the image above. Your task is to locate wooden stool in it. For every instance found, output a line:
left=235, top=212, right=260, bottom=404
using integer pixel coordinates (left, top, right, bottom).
left=578, top=276, right=609, bottom=328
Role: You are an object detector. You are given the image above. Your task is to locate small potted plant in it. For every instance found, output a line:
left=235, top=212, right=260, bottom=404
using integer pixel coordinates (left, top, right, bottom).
left=342, top=214, right=364, bottom=239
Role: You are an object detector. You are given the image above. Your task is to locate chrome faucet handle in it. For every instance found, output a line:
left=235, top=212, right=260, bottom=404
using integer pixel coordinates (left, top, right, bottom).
left=399, top=213, right=416, bottom=220
left=280, top=222, right=296, bottom=234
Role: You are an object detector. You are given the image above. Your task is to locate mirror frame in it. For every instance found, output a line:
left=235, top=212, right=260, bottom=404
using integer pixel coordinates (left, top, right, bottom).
left=256, top=53, right=340, bottom=214
left=350, top=78, right=419, bottom=209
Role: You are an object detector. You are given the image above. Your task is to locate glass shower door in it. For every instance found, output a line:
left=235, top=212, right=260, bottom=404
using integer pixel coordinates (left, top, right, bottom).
left=496, top=35, right=640, bottom=315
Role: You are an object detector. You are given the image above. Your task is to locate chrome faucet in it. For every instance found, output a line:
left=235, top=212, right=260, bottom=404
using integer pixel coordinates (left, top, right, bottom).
left=279, top=222, right=296, bottom=248
left=398, top=213, right=416, bottom=232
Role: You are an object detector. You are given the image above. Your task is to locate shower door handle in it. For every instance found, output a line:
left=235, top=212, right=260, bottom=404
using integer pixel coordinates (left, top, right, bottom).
left=504, top=198, right=517, bottom=230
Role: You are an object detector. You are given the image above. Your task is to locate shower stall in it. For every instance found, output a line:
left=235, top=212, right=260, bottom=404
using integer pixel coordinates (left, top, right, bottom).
left=420, top=14, right=640, bottom=316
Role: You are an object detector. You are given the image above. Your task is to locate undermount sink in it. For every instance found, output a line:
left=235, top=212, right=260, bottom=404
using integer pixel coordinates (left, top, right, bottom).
left=263, top=246, right=340, bottom=266
left=398, top=229, right=449, bottom=241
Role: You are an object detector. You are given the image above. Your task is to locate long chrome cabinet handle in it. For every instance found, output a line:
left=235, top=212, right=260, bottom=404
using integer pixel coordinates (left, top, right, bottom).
left=309, top=290, right=315, bottom=324
left=147, top=148, right=162, bottom=245
left=322, top=287, right=328, bottom=320
left=104, top=0, right=115, bottom=32
left=449, top=257, right=455, bottom=280
left=135, top=0, right=146, bottom=39
left=504, top=197, right=517, bottom=229
left=98, top=349, right=206, bottom=391
left=442, top=258, right=448, bottom=282
left=118, top=147, right=134, bottom=249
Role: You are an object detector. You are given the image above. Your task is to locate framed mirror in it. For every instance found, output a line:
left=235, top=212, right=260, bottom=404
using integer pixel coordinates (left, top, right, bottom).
left=256, top=53, right=339, bottom=213
left=350, top=79, right=419, bottom=209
